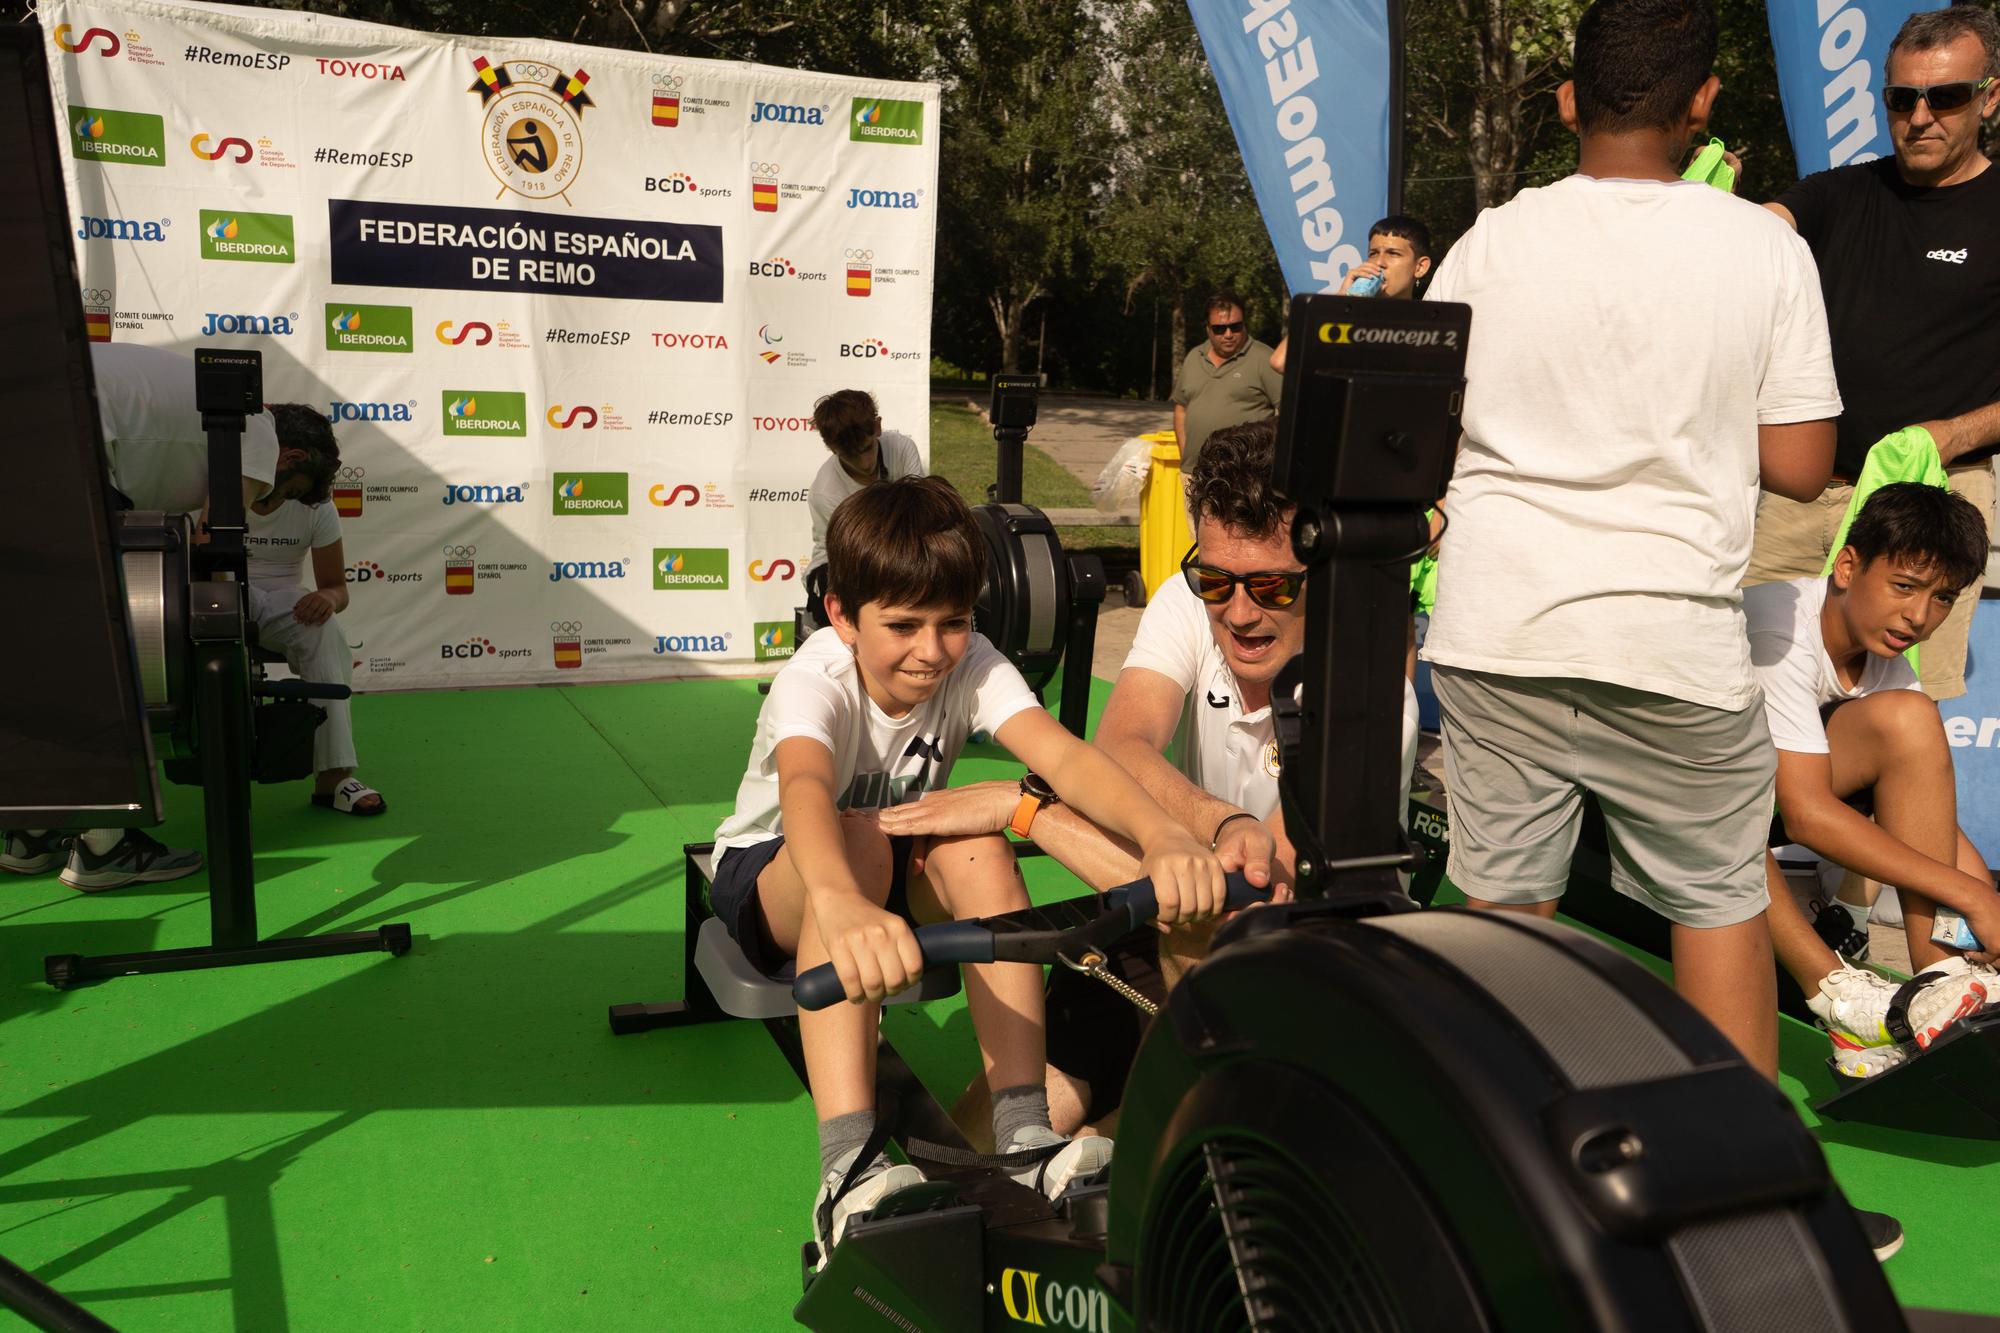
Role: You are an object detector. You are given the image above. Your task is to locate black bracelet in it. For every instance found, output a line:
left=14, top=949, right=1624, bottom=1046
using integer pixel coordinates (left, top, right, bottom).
left=1209, top=810, right=1259, bottom=851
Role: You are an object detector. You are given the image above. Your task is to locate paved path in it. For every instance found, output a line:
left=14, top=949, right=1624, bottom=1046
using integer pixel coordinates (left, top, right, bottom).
left=940, top=390, right=1172, bottom=494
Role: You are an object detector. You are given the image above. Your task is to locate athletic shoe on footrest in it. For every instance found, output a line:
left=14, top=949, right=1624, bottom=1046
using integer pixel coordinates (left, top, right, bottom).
left=813, top=1149, right=925, bottom=1262
left=1809, top=963, right=1987, bottom=1078
left=1855, top=1208, right=1905, bottom=1262
left=1006, top=1126, right=1113, bottom=1200
left=2, top=830, right=72, bottom=876
left=59, top=830, right=203, bottom=892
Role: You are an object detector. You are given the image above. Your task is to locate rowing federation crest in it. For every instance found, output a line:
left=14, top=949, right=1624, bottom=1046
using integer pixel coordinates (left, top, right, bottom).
left=470, top=56, right=592, bottom=203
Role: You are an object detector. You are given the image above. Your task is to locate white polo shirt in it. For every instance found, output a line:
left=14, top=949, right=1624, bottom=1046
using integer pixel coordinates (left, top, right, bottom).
left=1123, top=576, right=1422, bottom=818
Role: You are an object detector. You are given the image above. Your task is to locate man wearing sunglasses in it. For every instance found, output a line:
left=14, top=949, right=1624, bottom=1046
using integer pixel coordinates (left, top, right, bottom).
left=1756, top=5, right=2000, bottom=703
left=1171, top=289, right=1283, bottom=471
left=1019, top=420, right=1419, bottom=1137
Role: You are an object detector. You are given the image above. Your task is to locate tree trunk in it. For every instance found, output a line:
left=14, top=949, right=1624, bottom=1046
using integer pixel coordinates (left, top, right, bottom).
left=1169, top=299, right=1188, bottom=383
left=990, top=289, right=1038, bottom=373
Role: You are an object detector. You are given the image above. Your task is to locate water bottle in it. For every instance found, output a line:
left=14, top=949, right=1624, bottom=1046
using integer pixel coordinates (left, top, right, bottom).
left=1348, top=270, right=1383, bottom=298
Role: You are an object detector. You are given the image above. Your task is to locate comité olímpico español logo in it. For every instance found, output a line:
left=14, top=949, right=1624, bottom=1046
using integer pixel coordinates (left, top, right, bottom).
left=470, top=55, right=592, bottom=203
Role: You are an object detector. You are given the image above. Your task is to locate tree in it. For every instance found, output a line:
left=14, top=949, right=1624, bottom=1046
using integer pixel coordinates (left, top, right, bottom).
left=933, top=0, right=1108, bottom=373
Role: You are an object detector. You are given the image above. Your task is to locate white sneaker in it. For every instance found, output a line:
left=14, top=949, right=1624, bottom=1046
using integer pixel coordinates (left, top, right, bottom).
left=1808, top=963, right=1986, bottom=1078
left=813, top=1149, right=924, bottom=1261
left=1005, top=1126, right=1113, bottom=1200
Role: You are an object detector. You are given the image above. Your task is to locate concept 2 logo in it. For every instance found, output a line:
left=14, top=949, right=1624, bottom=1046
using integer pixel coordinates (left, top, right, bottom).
left=995, top=1268, right=1109, bottom=1332
left=1316, top=321, right=1458, bottom=349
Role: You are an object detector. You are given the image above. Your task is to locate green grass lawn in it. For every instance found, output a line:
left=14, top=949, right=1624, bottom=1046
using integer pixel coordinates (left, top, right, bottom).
left=927, top=402, right=1136, bottom=552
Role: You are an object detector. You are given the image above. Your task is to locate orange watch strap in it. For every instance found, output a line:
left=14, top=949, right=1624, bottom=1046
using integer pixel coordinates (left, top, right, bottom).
left=1009, top=791, right=1042, bottom=839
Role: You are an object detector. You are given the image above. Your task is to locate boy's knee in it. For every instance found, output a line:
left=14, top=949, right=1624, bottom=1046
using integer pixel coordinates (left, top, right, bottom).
left=1851, top=689, right=1947, bottom=754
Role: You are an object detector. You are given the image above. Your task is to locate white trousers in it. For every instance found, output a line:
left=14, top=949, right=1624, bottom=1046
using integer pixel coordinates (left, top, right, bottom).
left=248, top=584, right=356, bottom=773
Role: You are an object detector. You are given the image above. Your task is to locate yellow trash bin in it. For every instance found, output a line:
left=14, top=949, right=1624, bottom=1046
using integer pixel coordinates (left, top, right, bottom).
left=1138, top=430, right=1192, bottom=603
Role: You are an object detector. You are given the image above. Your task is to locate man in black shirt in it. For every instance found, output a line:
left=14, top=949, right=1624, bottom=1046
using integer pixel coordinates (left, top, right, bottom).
left=1752, top=5, right=2000, bottom=701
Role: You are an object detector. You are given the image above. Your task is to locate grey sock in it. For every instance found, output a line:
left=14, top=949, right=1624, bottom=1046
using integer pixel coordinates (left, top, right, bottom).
left=78, top=828, right=124, bottom=856
left=992, top=1083, right=1052, bottom=1150
left=818, top=1110, right=877, bottom=1179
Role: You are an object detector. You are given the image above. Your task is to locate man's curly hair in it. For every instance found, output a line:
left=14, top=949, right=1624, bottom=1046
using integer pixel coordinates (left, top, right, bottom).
left=1186, top=419, right=1290, bottom=539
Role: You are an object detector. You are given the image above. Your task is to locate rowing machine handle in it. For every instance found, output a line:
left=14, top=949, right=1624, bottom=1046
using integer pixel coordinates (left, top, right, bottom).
left=792, top=871, right=1265, bottom=1011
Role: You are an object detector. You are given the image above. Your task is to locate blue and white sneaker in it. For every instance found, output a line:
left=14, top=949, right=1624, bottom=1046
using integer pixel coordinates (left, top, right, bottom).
left=60, top=830, right=203, bottom=892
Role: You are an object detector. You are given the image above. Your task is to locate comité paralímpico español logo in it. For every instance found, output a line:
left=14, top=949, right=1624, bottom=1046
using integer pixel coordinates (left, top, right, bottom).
left=470, top=55, right=592, bottom=203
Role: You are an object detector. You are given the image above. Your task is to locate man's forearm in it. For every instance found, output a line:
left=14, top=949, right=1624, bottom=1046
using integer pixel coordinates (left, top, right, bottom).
left=1098, top=733, right=1242, bottom=844
left=1927, top=400, right=2000, bottom=466
left=1022, top=804, right=1141, bottom=892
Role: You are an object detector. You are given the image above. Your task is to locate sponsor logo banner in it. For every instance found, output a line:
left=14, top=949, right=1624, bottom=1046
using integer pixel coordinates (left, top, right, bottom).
left=850, top=96, right=923, bottom=145
left=326, top=303, right=414, bottom=353
left=553, top=472, right=629, bottom=515
left=652, top=548, right=729, bottom=589
left=70, top=105, right=165, bottom=166
left=442, top=391, right=529, bottom=436
left=199, top=209, right=295, bottom=263
left=328, top=199, right=724, bottom=303
left=754, top=621, right=796, bottom=661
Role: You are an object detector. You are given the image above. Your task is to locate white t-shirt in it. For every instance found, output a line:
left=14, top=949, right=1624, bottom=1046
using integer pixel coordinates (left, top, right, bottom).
left=713, top=627, right=1041, bottom=855
left=92, top=343, right=280, bottom=513
left=1421, top=176, right=1842, bottom=711
left=1122, top=576, right=1421, bottom=817
left=246, top=499, right=341, bottom=589
left=806, top=430, right=926, bottom=570
left=1745, top=576, right=1921, bottom=754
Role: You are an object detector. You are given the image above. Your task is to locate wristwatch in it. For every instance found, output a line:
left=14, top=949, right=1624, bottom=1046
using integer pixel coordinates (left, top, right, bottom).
left=1009, top=772, right=1059, bottom=840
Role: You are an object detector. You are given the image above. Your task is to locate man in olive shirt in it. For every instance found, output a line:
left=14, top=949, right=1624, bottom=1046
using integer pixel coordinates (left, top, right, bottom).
left=1172, top=289, right=1283, bottom=469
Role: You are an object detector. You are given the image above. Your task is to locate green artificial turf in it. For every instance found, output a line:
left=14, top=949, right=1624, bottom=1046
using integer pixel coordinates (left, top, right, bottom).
left=926, top=402, right=1134, bottom=552
left=3, top=672, right=1993, bottom=1330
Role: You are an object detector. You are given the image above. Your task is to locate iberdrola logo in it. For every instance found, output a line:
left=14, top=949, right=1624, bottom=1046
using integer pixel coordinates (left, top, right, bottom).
left=652, top=547, right=728, bottom=589
left=69, top=105, right=165, bottom=166
left=441, top=390, right=527, bottom=437
left=198, top=209, right=294, bottom=263
left=552, top=472, right=629, bottom=516
left=325, top=304, right=413, bottom=354
left=470, top=55, right=592, bottom=203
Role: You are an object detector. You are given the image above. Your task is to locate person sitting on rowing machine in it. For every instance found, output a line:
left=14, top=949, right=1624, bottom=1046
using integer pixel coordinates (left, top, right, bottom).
left=706, top=475, right=1226, bottom=1259
left=1747, top=482, right=2000, bottom=1077
left=916, top=420, right=1422, bottom=1144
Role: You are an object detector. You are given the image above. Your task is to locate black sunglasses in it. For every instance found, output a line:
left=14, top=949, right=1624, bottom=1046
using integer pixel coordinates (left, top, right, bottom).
left=1208, top=320, right=1246, bottom=335
left=1882, top=77, right=1994, bottom=114
left=1181, top=545, right=1306, bottom=609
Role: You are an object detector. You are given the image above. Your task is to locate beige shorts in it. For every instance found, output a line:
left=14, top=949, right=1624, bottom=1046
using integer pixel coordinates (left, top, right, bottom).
left=1746, top=462, right=1994, bottom=700
left=1433, top=667, right=1776, bottom=929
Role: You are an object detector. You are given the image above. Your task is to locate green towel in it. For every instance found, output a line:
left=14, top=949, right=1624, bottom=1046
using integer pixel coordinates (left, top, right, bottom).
left=1683, top=137, right=1736, bottom=193
left=1412, top=510, right=1439, bottom=615
left=1818, top=424, right=1948, bottom=672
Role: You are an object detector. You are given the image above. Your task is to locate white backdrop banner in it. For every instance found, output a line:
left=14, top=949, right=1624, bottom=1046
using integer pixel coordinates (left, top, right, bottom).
left=42, top=0, right=938, bottom=688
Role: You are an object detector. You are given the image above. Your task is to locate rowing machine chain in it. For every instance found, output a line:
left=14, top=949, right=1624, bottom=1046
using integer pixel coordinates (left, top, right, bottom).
left=1057, top=948, right=1160, bottom=1018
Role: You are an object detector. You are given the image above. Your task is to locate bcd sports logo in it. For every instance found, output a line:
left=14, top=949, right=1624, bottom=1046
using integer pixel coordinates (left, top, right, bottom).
left=343, top=559, right=420, bottom=586
left=327, top=304, right=414, bottom=353
left=754, top=621, right=795, bottom=662
left=470, top=55, right=593, bottom=203
left=553, top=472, right=629, bottom=516
left=69, top=106, right=165, bottom=166
left=653, top=548, right=729, bottom=590
left=442, top=634, right=532, bottom=663
left=442, top=391, right=528, bottom=437
left=850, top=97, right=923, bottom=146
left=199, top=210, right=295, bottom=263
left=840, top=337, right=919, bottom=362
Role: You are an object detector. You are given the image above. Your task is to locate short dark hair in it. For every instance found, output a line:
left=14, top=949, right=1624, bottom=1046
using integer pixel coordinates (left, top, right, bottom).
left=270, top=403, right=340, bottom=506
left=812, top=389, right=880, bottom=458
left=1845, top=482, right=1990, bottom=592
left=1888, top=6, right=2000, bottom=81
left=1571, top=0, right=1718, bottom=134
left=1205, top=288, right=1245, bottom=320
left=1370, top=215, right=1432, bottom=261
left=1187, top=419, right=1291, bottom=540
left=826, top=475, right=986, bottom=614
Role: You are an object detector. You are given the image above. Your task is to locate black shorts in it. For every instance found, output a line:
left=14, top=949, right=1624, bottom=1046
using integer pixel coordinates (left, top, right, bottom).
left=1044, top=931, right=1165, bottom=1120
left=709, top=834, right=913, bottom=982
